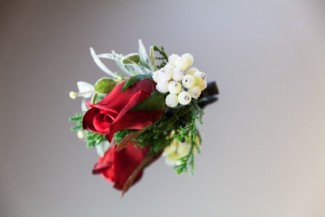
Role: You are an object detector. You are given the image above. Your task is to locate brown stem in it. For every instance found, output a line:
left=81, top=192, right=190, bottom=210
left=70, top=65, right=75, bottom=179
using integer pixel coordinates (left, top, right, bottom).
left=115, top=128, right=147, bottom=151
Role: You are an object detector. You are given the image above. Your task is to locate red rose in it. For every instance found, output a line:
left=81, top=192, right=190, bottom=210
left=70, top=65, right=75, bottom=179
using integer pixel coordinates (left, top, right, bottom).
left=83, top=79, right=163, bottom=141
left=92, top=143, right=158, bottom=191
left=83, top=79, right=163, bottom=192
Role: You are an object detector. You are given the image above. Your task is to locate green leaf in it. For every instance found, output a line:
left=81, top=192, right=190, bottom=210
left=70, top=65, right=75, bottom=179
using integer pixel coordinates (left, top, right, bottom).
left=114, top=130, right=132, bottom=144
left=121, top=74, right=152, bottom=92
left=121, top=53, right=140, bottom=65
left=94, top=78, right=116, bottom=94
left=138, top=39, right=150, bottom=68
left=149, top=46, right=157, bottom=71
left=90, top=47, right=120, bottom=79
left=131, top=92, right=165, bottom=111
left=151, top=45, right=168, bottom=69
left=69, top=113, right=83, bottom=122
left=85, top=131, right=106, bottom=148
left=69, top=113, right=83, bottom=132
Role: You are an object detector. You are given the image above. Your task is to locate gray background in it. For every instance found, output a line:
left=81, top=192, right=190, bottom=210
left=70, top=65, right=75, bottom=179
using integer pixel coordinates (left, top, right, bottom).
left=1, top=0, right=325, bottom=217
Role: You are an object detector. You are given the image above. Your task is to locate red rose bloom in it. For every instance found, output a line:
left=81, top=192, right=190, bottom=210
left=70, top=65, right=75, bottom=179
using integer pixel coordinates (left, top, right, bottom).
left=83, top=79, right=163, bottom=191
left=92, top=143, right=157, bottom=191
left=83, top=79, right=163, bottom=141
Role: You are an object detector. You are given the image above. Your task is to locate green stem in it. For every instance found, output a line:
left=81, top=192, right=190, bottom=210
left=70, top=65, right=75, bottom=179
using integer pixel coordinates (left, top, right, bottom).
left=91, top=93, right=98, bottom=104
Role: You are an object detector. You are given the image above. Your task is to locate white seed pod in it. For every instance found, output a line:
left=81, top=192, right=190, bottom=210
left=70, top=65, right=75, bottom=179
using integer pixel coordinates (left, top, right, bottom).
left=177, top=142, right=191, bottom=157
left=178, top=91, right=192, bottom=105
left=201, top=80, right=207, bottom=90
left=164, top=63, right=175, bottom=70
left=194, top=76, right=207, bottom=90
left=158, top=68, right=173, bottom=81
left=172, top=68, right=185, bottom=81
left=163, top=140, right=178, bottom=156
left=168, top=81, right=182, bottom=94
left=156, top=81, right=169, bottom=93
left=165, top=153, right=181, bottom=166
left=182, top=74, right=196, bottom=88
left=69, top=91, right=78, bottom=99
left=152, top=71, right=160, bottom=83
left=186, top=67, right=198, bottom=75
left=77, top=130, right=85, bottom=139
left=175, top=57, right=190, bottom=71
left=188, top=85, right=202, bottom=99
left=194, top=71, right=207, bottom=80
left=168, top=54, right=180, bottom=65
left=181, top=53, right=194, bottom=67
left=165, top=93, right=179, bottom=107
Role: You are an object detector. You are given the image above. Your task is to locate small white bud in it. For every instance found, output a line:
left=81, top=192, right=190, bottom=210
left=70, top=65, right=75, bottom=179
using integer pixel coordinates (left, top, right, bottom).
left=194, top=71, right=207, bottom=80
left=164, top=63, right=175, bottom=70
left=168, top=81, right=182, bottom=94
left=186, top=67, right=198, bottom=75
left=172, top=68, right=185, bottom=81
left=177, top=142, right=191, bottom=156
left=156, top=81, right=169, bottom=93
left=202, top=80, right=207, bottom=90
left=182, top=53, right=194, bottom=67
left=175, top=57, right=190, bottom=71
left=152, top=71, right=160, bottom=83
left=77, top=130, right=85, bottom=139
left=188, top=86, right=202, bottom=99
left=69, top=91, right=78, bottom=99
left=158, top=68, right=173, bottom=82
left=194, top=76, right=207, bottom=90
left=182, top=74, right=196, bottom=88
left=168, top=54, right=180, bottom=65
left=163, top=140, right=177, bottom=156
left=165, top=153, right=181, bottom=166
left=178, top=91, right=192, bottom=105
left=165, top=93, right=179, bottom=107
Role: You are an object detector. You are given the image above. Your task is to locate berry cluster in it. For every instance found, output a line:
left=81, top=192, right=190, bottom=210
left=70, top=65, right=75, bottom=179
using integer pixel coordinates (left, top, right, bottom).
left=152, top=53, right=207, bottom=107
left=163, top=139, right=198, bottom=166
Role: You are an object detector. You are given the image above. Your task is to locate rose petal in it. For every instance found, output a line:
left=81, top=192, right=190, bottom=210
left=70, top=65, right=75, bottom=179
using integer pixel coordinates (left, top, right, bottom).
left=106, top=110, right=163, bottom=142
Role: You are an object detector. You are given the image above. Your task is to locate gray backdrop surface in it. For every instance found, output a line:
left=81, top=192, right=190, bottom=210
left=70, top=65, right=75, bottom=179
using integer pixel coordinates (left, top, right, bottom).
left=1, top=1, right=325, bottom=217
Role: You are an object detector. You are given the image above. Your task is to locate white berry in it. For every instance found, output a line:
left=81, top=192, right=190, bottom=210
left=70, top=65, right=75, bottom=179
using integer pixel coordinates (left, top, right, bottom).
left=194, top=76, right=207, bottom=90
left=164, top=63, right=175, bottom=71
left=172, top=68, right=185, bottom=81
left=156, top=81, right=169, bottom=93
left=165, top=93, right=179, bottom=107
left=178, top=91, right=192, bottom=105
left=194, top=71, right=207, bottom=80
left=77, top=130, right=85, bottom=139
left=158, top=68, right=172, bottom=81
left=69, top=91, right=78, bottom=99
left=152, top=71, right=159, bottom=83
left=186, top=67, right=198, bottom=75
left=168, top=81, right=182, bottom=94
left=182, top=53, right=193, bottom=67
left=188, top=86, right=202, bottom=99
left=201, top=80, right=207, bottom=90
left=175, top=57, right=190, bottom=71
left=177, top=142, right=191, bottom=156
left=182, top=75, right=196, bottom=88
left=168, top=54, right=180, bottom=65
